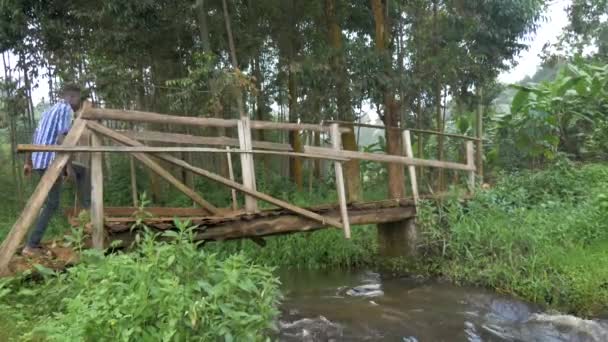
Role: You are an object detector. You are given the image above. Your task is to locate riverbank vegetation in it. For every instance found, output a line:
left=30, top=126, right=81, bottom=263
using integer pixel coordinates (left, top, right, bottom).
left=0, top=223, right=281, bottom=341
left=418, top=162, right=608, bottom=316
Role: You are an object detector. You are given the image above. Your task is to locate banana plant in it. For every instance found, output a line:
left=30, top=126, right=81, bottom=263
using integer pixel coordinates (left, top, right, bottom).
left=500, top=62, right=608, bottom=160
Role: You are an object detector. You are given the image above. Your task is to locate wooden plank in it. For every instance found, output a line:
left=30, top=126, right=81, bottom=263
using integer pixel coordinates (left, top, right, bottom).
left=0, top=118, right=87, bottom=275
left=102, top=199, right=418, bottom=232
left=90, top=132, right=104, bottom=249
left=304, top=145, right=475, bottom=171
left=194, top=206, right=415, bottom=241
left=237, top=117, right=258, bottom=213
left=107, top=205, right=416, bottom=242
left=403, top=130, right=419, bottom=204
left=325, top=120, right=481, bottom=141
left=226, top=147, right=238, bottom=211
left=466, top=141, right=476, bottom=192
left=87, top=121, right=344, bottom=229
left=65, top=206, right=217, bottom=218
left=119, top=130, right=293, bottom=151
left=17, top=145, right=348, bottom=161
left=86, top=123, right=220, bottom=215
left=330, top=123, right=351, bottom=239
left=129, top=156, right=137, bottom=206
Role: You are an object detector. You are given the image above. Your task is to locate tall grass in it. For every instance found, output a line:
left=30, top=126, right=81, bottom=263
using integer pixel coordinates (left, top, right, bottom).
left=419, top=161, right=608, bottom=315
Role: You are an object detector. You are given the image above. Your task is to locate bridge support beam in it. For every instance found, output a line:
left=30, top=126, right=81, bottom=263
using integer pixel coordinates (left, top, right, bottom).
left=377, top=218, right=417, bottom=258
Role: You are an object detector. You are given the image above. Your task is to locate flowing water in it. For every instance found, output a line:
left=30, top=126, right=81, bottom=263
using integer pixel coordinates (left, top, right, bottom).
left=277, top=269, right=608, bottom=341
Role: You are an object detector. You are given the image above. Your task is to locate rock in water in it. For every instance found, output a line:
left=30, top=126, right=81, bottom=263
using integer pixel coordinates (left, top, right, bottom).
left=527, top=313, right=608, bottom=342
left=346, top=284, right=384, bottom=297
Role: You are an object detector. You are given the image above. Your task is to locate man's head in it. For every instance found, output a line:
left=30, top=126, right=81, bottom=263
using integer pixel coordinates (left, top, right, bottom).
left=61, top=83, right=82, bottom=111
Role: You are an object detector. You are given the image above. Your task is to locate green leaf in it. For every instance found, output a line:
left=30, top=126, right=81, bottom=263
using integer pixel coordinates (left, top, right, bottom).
left=511, top=88, right=530, bottom=115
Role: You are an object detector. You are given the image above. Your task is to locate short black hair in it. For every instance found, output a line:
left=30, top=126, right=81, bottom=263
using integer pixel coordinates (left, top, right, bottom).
left=61, top=83, right=81, bottom=94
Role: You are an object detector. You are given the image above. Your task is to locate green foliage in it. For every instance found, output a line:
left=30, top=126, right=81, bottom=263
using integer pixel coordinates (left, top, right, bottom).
left=1, top=224, right=281, bottom=341
left=496, top=61, right=608, bottom=167
left=419, top=163, right=608, bottom=315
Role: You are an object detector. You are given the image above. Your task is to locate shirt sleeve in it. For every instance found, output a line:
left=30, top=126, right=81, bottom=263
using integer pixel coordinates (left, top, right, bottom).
left=57, top=104, right=73, bottom=135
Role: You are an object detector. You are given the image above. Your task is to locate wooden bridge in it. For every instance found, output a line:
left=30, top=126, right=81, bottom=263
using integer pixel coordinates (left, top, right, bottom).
left=0, top=103, right=479, bottom=274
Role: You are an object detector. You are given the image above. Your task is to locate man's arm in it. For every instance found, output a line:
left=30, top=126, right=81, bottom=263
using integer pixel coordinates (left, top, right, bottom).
left=57, top=104, right=75, bottom=179
left=23, top=130, right=36, bottom=176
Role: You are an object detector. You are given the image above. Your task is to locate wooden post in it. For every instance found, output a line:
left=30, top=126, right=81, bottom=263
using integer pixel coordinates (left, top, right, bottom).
left=466, top=141, right=475, bottom=192
left=129, top=156, right=137, bottom=206
left=330, top=123, right=351, bottom=239
left=341, top=124, right=362, bottom=202
left=91, top=132, right=105, bottom=249
left=403, top=130, right=419, bottom=204
left=226, top=146, right=238, bottom=211
left=0, top=118, right=87, bottom=275
left=237, top=117, right=258, bottom=213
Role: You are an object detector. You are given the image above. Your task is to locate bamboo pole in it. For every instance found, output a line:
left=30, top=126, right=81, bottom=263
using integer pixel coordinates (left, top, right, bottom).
left=87, top=122, right=344, bottom=229
left=226, top=146, right=238, bottom=211
left=119, top=130, right=293, bottom=151
left=17, top=145, right=348, bottom=161
left=325, top=120, right=481, bottom=141
left=0, top=118, right=87, bottom=275
left=129, top=157, right=138, bottom=207
left=403, top=130, right=419, bottom=204
left=330, top=123, right=351, bottom=239
left=304, top=146, right=475, bottom=172
left=466, top=141, right=475, bottom=192
left=91, top=132, right=105, bottom=249
left=81, top=108, right=347, bottom=133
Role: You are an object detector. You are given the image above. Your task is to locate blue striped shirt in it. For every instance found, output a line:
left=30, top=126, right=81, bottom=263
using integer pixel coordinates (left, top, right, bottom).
left=31, top=100, right=73, bottom=170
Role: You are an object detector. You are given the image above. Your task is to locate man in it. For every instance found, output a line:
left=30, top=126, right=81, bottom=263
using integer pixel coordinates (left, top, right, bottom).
left=22, top=84, right=90, bottom=257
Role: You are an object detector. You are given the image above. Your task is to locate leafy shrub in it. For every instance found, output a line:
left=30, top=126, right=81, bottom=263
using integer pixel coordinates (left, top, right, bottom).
left=2, top=223, right=281, bottom=341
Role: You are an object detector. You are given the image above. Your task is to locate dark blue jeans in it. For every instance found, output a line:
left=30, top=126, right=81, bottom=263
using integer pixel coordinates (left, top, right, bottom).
left=27, top=164, right=91, bottom=248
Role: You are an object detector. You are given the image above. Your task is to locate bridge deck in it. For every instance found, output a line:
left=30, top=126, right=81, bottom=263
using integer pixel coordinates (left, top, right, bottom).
left=70, top=199, right=416, bottom=244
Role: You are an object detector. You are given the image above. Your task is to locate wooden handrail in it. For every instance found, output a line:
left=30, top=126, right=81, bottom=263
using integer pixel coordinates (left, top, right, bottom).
left=81, top=108, right=350, bottom=133
left=303, top=145, right=475, bottom=172
left=119, top=130, right=293, bottom=151
left=325, top=120, right=481, bottom=141
left=17, top=144, right=349, bottom=161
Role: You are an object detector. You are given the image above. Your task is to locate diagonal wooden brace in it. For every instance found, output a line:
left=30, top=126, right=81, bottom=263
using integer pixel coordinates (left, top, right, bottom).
left=87, top=121, right=344, bottom=229
left=0, top=119, right=87, bottom=275
left=86, top=123, right=219, bottom=215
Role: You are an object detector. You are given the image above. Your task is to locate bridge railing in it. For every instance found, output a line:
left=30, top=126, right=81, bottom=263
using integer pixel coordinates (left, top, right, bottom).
left=324, top=120, right=479, bottom=197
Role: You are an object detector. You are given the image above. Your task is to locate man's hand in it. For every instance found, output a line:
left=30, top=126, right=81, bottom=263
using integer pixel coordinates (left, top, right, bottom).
left=64, top=164, right=76, bottom=183
left=23, top=163, right=32, bottom=177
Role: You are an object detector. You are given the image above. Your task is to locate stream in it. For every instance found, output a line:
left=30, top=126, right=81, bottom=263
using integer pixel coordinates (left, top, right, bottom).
left=277, top=269, right=608, bottom=341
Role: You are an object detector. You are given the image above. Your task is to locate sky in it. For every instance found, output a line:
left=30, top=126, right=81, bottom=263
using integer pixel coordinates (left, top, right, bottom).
left=21, top=1, right=570, bottom=105
left=497, top=0, right=570, bottom=84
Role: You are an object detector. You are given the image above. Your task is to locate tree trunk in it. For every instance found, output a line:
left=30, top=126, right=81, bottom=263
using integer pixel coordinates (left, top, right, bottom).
left=476, top=86, right=483, bottom=180
left=436, top=83, right=445, bottom=191
left=326, top=0, right=361, bottom=202
left=371, top=0, right=405, bottom=199
left=371, top=0, right=414, bottom=258
left=288, top=67, right=303, bottom=190
left=313, top=131, right=322, bottom=179
left=196, top=0, right=212, bottom=53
